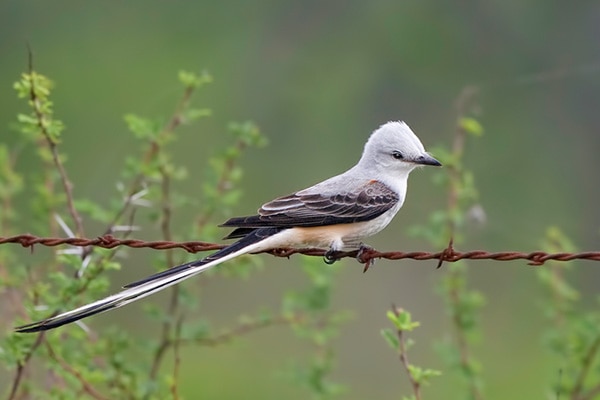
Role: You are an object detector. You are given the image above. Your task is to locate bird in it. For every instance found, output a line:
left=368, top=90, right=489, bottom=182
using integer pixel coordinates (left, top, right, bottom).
left=15, top=121, right=441, bottom=333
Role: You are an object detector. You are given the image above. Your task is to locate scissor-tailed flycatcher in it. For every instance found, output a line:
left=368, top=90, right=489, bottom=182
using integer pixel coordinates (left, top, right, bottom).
left=16, top=121, right=441, bottom=332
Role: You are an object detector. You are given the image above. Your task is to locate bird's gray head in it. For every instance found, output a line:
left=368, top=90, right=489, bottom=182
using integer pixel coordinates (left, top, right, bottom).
left=358, top=121, right=441, bottom=176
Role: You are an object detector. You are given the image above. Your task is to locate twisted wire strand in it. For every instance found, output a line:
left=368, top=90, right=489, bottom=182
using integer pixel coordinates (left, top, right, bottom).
left=2, top=234, right=600, bottom=266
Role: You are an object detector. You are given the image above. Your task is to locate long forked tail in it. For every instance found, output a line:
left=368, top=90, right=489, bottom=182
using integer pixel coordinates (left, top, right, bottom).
left=15, top=228, right=284, bottom=333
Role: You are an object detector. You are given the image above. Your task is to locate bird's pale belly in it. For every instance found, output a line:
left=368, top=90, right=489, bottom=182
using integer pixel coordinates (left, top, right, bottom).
left=289, top=212, right=397, bottom=250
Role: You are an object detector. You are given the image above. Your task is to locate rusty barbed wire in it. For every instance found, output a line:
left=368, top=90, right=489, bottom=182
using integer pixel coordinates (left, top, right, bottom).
left=0, top=234, right=225, bottom=253
left=2, top=233, right=600, bottom=267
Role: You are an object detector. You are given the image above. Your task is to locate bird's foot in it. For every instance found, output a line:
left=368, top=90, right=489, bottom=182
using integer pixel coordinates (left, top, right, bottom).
left=356, top=243, right=376, bottom=273
left=323, top=249, right=342, bottom=265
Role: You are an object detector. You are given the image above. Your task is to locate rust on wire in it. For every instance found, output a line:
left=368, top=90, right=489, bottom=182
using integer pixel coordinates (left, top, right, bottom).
left=0, top=234, right=225, bottom=254
left=2, top=234, right=600, bottom=266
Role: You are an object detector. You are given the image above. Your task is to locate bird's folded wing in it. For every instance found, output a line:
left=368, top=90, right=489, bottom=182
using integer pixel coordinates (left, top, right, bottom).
left=221, top=180, right=398, bottom=230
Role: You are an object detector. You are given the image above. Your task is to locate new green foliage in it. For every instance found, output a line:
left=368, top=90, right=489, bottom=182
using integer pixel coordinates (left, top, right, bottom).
left=2, top=67, right=346, bottom=400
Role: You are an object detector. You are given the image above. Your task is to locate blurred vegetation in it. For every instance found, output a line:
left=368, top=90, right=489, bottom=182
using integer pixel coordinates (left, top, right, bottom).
left=1, top=2, right=600, bottom=399
left=2, top=67, right=348, bottom=399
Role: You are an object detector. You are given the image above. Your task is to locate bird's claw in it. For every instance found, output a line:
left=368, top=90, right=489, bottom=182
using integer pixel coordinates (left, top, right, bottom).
left=323, top=244, right=375, bottom=271
left=323, top=249, right=341, bottom=265
left=356, top=243, right=375, bottom=272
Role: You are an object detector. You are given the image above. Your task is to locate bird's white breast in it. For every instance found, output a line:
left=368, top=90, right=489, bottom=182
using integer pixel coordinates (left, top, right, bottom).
left=253, top=202, right=403, bottom=252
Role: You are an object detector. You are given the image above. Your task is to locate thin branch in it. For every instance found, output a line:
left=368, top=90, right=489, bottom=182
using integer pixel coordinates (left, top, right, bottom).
left=27, top=50, right=85, bottom=238
left=444, top=85, right=479, bottom=243
left=392, top=306, right=421, bottom=400
left=448, top=282, right=479, bottom=394
left=6, top=247, right=55, bottom=400
left=138, top=314, right=302, bottom=396
left=45, top=342, right=110, bottom=400
left=571, top=335, right=600, bottom=400
left=148, top=167, right=179, bottom=382
left=579, top=382, right=600, bottom=400
left=170, top=316, right=184, bottom=400
left=0, top=149, right=19, bottom=234
left=7, top=331, right=45, bottom=400
left=169, top=314, right=302, bottom=348
left=443, top=86, right=484, bottom=400
left=196, top=138, right=248, bottom=228
left=97, top=81, right=197, bottom=241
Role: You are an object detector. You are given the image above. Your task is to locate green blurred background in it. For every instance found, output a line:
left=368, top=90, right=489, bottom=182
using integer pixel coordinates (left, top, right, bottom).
left=2, top=1, right=600, bottom=398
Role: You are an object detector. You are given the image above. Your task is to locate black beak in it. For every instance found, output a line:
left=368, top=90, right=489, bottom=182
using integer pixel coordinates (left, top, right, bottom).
left=414, top=154, right=442, bottom=167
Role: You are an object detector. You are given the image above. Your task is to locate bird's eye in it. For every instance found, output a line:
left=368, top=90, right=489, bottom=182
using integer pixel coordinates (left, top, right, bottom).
left=391, top=151, right=404, bottom=160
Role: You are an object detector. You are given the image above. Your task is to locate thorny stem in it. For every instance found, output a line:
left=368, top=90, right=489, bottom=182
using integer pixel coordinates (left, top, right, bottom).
left=167, top=314, right=304, bottom=347
left=170, top=316, right=184, bottom=400
left=145, top=137, right=262, bottom=385
left=541, top=236, right=600, bottom=400
left=45, top=342, right=110, bottom=400
left=6, top=247, right=53, bottom=400
left=545, top=235, right=573, bottom=349
left=7, top=130, right=141, bottom=400
left=392, top=306, right=421, bottom=400
left=0, top=150, right=31, bottom=335
left=444, top=86, right=484, bottom=400
left=196, top=138, right=248, bottom=229
left=9, top=74, right=196, bottom=400
left=549, top=263, right=567, bottom=328
left=148, top=167, right=180, bottom=383
left=147, top=316, right=309, bottom=397
left=446, top=85, right=479, bottom=240
left=7, top=331, right=46, bottom=400
left=126, top=83, right=195, bottom=198
left=8, top=52, right=74, bottom=399
left=27, top=51, right=85, bottom=238
left=571, top=335, right=600, bottom=400
left=0, top=150, right=19, bottom=234
left=448, top=283, right=478, bottom=391
left=144, top=82, right=205, bottom=386
left=92, top=80, right=197, bottom=250
left=141, top=314, right=302, bottom=394
left=8, top=241, right=128, bottom=396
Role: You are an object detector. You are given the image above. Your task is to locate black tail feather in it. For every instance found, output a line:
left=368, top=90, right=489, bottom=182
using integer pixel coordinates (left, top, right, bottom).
left=123, top=227, right=285, bottom=289
left=14, top=227, right=288, bottom=333
left=222, top=227, right=257, bottom=240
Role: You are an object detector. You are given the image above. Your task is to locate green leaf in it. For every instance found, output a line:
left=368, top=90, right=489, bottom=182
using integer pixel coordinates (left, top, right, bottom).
left=387, top=309, right=420, bottom=331
left=183, top=108, right=212, bottom=122
left=381, top=328, right=400, bottom=350
left=178, top=70, right=213, bottom=88
left=459, top=117, right=483, bottom=136
left=123, top=113, right=159, bottom=139
left=406, top=365, right=441, bottom=385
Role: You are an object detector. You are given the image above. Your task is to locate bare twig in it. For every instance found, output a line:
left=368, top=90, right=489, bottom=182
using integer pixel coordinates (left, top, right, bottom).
left=169, top=314, right=302, bottom=348
left=170, top=316, right=184, bottom=400
left=440, top=84, right=480, bottom=259
left=27, top=49, right=85, bottom=238
left=196, top=137, right=248, bottom=228
left=442, top=86, right=484, bottom=400
left=89, top=77, right=198, bottom=258
left=148, top=167, right=180, bottom=382
left=143, top=78, right=207, bottom=383
left=0, top=149, right=19, bottom=234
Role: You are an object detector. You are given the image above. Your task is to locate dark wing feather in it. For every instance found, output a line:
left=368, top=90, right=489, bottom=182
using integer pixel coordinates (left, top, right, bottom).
left=221, top=180, right=398, bottom=234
